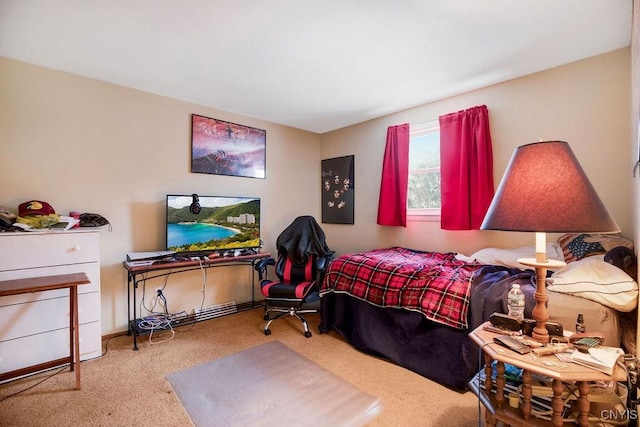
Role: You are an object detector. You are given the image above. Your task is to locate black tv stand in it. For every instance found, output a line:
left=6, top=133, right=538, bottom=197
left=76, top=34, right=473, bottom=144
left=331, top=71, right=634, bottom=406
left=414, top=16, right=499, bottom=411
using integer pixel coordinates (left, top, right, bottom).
left=123, top=252, right=271, bottom=350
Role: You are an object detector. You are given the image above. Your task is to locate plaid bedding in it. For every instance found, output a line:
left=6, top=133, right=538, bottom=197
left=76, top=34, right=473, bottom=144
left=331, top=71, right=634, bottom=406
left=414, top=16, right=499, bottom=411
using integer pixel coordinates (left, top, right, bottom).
left=320, top=247, right=483, bottom=329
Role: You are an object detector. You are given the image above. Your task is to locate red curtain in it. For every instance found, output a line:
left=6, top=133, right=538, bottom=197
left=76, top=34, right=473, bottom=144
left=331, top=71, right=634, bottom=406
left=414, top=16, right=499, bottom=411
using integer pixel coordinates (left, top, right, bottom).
left=439, top=105, right=494, bottom=230
left=377, top=123, right=410, bottom=226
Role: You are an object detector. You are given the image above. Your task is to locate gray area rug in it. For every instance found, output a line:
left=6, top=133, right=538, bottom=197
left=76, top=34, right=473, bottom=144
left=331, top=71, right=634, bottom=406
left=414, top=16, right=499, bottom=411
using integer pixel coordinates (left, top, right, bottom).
left=166, top=340, right=382, bottom=427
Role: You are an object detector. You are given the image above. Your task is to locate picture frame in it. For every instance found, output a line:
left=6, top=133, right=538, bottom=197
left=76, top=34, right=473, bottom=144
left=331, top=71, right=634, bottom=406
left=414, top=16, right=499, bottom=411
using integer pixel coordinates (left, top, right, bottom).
left=321, top=155, right=355, bottom=224
left=191, top=114, right=266, bottom=179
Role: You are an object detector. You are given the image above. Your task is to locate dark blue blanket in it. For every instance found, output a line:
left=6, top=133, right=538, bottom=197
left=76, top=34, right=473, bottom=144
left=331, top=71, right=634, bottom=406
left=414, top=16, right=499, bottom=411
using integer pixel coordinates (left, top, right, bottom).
left=468, top=265, right=538, bottom=332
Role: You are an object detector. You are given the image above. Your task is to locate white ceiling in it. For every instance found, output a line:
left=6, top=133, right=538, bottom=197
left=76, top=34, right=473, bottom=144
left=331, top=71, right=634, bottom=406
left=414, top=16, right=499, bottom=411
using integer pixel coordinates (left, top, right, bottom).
left=0, top=1, right=633, bottom=134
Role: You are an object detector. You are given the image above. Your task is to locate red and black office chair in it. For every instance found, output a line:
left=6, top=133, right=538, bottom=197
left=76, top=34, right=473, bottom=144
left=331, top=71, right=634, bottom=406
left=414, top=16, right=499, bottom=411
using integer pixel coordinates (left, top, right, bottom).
left=254, top=216, right=333, bottom=337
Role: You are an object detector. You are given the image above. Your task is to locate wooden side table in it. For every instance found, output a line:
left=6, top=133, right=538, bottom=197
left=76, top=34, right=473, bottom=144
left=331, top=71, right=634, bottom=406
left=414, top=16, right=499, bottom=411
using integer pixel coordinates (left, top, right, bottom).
left=0, top=273, right=90, bottom=390
left=469, top=322, right=627, bottom=426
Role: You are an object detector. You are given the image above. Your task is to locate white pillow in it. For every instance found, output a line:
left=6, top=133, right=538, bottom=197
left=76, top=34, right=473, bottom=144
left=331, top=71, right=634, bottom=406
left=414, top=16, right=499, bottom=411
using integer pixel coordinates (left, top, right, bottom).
left=548, top=255, right=638, bottom=311
left=455, top=243, right=564, bottom=268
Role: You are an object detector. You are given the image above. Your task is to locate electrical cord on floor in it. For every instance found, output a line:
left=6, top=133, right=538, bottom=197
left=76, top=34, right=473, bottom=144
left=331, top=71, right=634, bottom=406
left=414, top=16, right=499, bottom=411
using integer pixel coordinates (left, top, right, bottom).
left=146, top=315, right=175, bottom=345
left=135, top=257, right=209, bottom=341
left=195, top=257, right=207, bottom=319
left=137, top=314, right=171, bottom=330
left=138, top=276, right=169, bottom=321
left=162, top=259, right=208, bottom=332
left=0, top=365, right=68, bottom=403
left=134, top=275, right=176, bottom=344
left=102, top=335, right=120, bottom=357
left=101, top=334, right=122, bottom=357
left=134, top=312, right=175, bottom=344
left=157, top=289, right=169, bottom=315
left=141, top=274, right=170, bottom=315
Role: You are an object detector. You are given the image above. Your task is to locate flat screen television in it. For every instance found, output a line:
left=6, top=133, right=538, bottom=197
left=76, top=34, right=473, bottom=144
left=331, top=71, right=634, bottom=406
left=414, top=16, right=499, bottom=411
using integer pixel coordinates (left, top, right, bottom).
left=166, top=195, right=260, bottom=254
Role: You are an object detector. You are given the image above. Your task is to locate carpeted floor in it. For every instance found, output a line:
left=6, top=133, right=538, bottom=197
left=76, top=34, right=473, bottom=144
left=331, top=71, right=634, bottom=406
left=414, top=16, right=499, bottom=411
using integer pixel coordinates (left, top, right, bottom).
left=167, top=340, right=382, bottom=426
left=0, top=308, right=481, bottom=426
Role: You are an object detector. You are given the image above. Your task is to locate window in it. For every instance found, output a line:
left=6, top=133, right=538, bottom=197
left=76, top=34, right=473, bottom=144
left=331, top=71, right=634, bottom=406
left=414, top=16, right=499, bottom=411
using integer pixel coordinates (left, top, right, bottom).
left=408, top=120, right=440, bottom=218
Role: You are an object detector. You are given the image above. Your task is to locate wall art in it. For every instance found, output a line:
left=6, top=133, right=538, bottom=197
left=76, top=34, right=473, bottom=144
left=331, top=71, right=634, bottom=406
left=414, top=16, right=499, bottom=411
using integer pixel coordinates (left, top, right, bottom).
left=191, top=114, right=266, bottom=179
left=321, top=155, right=354, bottom=224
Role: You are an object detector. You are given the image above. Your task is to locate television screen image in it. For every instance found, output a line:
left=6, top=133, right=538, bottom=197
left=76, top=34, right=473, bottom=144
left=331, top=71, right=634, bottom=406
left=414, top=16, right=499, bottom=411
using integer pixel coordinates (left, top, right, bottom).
left=166, top=195, right=260, bottom=254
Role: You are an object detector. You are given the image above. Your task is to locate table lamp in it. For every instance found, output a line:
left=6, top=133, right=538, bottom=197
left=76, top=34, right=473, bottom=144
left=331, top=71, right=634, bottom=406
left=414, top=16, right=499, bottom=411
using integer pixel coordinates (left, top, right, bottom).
left=481, top=141, right=619, bottom=343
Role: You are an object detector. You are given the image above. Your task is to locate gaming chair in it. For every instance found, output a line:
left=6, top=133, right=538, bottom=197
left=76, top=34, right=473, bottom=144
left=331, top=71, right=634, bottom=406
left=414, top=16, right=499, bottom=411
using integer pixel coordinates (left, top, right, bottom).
left=254, top=216, right=333, bottom=337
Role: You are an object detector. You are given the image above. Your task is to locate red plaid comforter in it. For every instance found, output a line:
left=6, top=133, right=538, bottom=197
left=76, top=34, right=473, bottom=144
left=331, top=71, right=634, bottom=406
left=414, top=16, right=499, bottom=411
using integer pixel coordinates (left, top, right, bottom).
left=320, top=247, right=483, bottom=329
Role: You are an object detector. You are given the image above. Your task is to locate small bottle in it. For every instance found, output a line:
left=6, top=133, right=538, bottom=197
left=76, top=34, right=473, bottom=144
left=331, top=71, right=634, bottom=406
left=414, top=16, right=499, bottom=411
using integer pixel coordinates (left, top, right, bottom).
left=507, top=283, right=525, bottom=322
left=576, top=313, right=586, bottom=333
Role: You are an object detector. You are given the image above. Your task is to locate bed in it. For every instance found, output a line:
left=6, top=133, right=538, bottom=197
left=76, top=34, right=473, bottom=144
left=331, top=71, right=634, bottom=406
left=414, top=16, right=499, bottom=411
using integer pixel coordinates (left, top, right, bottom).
left=319, top=236, right=638, bottom=391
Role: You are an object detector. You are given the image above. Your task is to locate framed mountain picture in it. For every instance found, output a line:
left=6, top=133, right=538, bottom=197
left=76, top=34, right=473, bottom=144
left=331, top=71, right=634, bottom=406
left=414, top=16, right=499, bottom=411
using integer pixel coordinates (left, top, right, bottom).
left=191, top=114, right=266, bottom=179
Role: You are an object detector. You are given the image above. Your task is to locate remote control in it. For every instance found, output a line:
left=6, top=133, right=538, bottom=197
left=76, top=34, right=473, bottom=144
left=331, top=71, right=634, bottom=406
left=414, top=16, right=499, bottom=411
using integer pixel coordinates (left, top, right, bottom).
left=493, top=336, right=531, bottom=354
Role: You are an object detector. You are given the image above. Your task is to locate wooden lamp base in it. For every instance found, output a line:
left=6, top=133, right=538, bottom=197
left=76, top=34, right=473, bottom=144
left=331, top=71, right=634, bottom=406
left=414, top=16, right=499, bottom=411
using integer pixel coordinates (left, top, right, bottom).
left=517, top=257, right=566, bottom=343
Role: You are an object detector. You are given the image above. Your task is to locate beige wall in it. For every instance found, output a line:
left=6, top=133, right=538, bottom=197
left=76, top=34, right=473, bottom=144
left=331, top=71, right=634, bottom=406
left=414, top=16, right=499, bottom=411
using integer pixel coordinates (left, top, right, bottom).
left=321, top=47, right=632, bottom=257
left=0, top=47, right=632, bottom=336
left=0, top=57, right=321, bottom=335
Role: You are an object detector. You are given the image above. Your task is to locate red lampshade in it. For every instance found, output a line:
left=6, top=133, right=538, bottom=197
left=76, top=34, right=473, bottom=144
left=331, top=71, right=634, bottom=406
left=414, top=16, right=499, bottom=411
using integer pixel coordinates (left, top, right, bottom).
left=481, top=141, right=619, bottom=234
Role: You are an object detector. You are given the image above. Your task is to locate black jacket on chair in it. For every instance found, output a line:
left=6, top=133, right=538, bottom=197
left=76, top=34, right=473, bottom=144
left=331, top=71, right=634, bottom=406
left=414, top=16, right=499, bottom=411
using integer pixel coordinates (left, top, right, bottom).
left=275, top=215, right=334, bottom=267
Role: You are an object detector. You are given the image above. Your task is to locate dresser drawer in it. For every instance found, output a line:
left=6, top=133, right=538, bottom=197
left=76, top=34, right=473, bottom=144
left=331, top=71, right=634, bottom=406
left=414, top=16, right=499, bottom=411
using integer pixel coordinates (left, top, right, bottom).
left=0, top=231, right=100, bottom=271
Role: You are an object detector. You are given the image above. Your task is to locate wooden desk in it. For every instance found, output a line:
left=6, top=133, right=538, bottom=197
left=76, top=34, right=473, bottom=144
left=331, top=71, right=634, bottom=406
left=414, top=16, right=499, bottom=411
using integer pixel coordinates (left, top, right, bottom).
left=469, top=323, right=627, bottom=426
left=0, top=273, right=90, bottom=390
left=123, top=253, right=271, bottom=350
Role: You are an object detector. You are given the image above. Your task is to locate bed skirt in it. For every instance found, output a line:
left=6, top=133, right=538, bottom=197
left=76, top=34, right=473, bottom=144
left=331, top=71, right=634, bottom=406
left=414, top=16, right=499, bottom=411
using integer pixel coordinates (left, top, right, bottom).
left=319, top=292, right=479, bottom=391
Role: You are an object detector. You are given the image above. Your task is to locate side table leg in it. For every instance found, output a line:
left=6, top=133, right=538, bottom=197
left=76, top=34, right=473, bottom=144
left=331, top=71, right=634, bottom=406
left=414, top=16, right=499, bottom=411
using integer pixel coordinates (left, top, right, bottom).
left=576, top=381, right=590, bottom=427
left=483, top=355, right=497, bottom=426
left=495, top=361, right=506, bottom=410
left=521, top=369, right=532, bottom=420
left=551, top=379, right=564, bottom=426
left=483, top=355, right=494, bottom=396
left=71, top=285, right=81, bottom=390
left=485, top=411, right=497, bottom=427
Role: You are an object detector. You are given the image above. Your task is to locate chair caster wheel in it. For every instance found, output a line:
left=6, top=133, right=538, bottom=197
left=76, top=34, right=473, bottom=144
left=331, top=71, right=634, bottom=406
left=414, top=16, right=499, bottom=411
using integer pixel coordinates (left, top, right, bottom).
left=304, top=331, right=312, bottom=338
left=264, top=329, right=271, bottom=336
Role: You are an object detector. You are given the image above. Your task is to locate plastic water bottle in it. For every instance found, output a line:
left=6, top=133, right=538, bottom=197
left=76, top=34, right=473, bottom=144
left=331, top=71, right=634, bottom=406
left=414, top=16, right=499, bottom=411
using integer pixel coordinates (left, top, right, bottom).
left=507, top=284, right=525, bottom=322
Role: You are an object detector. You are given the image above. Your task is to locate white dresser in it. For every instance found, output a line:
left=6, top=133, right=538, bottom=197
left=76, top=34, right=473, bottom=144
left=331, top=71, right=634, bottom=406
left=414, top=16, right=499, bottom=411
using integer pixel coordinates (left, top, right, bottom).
left=0, top=230, right=101, bottom=379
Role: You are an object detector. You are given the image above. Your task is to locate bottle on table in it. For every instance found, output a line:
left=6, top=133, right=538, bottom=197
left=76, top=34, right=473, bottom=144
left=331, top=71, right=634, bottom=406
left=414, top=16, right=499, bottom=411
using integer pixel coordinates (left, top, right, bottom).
left=507, top=283, right=525, bottom=322
left=576, top=313, right=586, bottom=333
